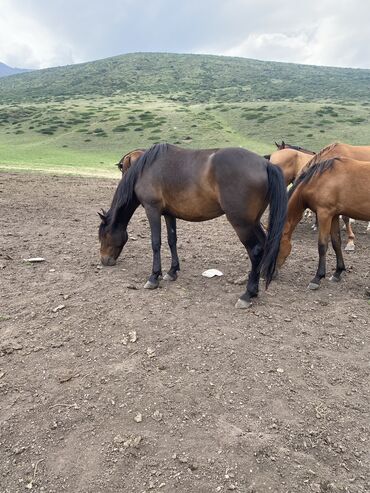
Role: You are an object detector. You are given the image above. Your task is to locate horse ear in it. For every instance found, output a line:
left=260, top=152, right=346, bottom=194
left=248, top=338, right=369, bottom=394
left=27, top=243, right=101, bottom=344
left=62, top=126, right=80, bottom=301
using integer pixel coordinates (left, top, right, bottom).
left=281, top=140, right=285, bottom=147
left=98, top=212, right=106, bottom=223
left=274, top=141, right=279, bottom=148
left=98, top=209, right=107, bottom=223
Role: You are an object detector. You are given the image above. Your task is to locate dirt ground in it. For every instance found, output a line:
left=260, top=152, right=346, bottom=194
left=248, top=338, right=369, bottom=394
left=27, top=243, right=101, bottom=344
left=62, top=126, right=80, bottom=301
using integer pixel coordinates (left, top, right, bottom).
left=0, top=172, right=369, bottom=493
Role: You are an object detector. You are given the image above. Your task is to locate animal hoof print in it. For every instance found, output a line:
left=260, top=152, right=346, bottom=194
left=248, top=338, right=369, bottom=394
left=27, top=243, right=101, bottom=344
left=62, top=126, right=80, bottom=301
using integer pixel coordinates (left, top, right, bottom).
left=235, top=298, right=252, bottom=309
left=308, top=282, right=320, bottom=290
left=144, top=280, right=159, bottom=290
left=163, top=273, right=177, bottom=281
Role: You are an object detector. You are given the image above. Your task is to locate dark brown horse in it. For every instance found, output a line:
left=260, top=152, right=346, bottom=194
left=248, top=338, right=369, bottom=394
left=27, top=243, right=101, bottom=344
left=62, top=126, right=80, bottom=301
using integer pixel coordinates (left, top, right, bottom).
left=277, top=157, right=370, bottom=289
left=99, top=144, right=287, bottom=308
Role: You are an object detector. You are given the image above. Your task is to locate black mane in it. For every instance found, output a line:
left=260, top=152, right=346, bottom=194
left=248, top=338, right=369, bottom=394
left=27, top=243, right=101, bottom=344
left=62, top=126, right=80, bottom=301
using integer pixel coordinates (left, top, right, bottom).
left=288, top=158, right=338, bottom=199
left=100, top=143, right=169, bottom=233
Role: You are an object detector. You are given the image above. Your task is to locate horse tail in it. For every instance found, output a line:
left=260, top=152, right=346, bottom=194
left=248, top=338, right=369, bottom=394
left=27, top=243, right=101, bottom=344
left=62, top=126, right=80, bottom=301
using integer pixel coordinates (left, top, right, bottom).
left=260, top=162, right=288, bottom=288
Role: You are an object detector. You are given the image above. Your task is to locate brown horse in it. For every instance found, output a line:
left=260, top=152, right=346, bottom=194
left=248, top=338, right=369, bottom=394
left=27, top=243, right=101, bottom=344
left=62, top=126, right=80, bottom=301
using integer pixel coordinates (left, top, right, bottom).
left=99, top=144, right=287, bottom=308
left=267, top=148, right=313, bottom=185
left=116, top=148, right=145, bottom=173
left=277, top=157, right=370, bottom=289
left=274, top=141, right=316, bottom=156
left=273, top=142, right=370, bottom=249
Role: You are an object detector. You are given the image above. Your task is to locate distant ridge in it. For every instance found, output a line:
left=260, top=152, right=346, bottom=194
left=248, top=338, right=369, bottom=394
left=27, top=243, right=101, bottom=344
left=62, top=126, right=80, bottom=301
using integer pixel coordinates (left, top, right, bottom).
left=0, top=62, right=32, bottom=78
left=0, top=52, right=369, bottom=103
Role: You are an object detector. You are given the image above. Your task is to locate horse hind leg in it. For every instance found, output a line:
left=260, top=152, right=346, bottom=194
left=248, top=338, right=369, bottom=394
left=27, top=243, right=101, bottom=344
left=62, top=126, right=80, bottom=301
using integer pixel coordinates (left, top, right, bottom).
left=229, top=221, right=266, bottom=308
left=342, top=215, right=355, bottom=252
left=329, top=215, right=346, bottom=282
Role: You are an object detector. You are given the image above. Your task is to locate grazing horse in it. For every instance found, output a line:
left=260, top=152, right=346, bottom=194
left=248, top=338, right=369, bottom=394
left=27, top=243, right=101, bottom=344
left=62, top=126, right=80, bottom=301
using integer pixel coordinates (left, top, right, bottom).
left=266, top=148, right=314, bottom=185
left=116, top=148, right=145, bottom=173
left=274, top=141, right=316, bottom=156
left=99, top=144, right=287, bottom=308
left=272, top=142, right=370, bottom=249
left=277, top=157, right=370, bottom=289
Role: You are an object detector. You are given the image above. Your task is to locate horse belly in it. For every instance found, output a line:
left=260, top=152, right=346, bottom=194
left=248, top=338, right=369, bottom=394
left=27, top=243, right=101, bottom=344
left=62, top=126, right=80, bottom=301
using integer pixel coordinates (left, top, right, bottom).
left=163, top=189, right=223, bottom=222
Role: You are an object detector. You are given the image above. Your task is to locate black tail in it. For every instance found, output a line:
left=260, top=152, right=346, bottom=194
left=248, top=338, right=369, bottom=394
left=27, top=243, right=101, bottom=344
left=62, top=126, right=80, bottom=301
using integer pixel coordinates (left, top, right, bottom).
left=260, top=162, right=288, bottom=287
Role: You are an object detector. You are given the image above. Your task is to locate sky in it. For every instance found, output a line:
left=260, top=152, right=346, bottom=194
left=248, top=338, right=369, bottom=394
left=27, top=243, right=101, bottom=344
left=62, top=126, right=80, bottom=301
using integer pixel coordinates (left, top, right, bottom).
left=1, top=0, right=370, bottom=70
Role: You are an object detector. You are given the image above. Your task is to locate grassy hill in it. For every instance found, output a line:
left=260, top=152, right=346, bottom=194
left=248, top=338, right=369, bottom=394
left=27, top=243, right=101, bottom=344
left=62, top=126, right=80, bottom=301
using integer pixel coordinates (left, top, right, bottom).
left=1, top=52, right=370, bottom=176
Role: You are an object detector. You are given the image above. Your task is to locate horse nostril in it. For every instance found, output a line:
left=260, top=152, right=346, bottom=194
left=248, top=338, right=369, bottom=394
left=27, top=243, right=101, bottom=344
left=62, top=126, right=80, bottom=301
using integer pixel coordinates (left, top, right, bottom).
left=100, top=257, right=116, bottom=266
left=101, top=256, right=116, bottom=266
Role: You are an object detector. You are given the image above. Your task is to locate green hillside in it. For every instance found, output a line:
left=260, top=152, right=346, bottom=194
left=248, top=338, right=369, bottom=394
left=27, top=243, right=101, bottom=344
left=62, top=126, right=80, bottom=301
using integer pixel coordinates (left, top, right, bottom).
left=1, top=52, right=370, bottom=176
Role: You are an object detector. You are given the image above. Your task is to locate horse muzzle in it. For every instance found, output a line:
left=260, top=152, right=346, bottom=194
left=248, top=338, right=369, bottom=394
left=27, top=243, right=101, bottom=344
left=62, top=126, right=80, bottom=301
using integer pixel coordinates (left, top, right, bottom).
left=101, top=256, right=116, bottom=266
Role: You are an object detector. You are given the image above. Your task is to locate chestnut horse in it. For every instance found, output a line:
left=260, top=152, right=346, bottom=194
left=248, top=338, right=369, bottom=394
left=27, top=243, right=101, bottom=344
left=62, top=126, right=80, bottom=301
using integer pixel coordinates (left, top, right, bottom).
left=99, top=144, right=287, bottom=308
left=266, top=148, right=314, bottom=185
left=272, top=142, right=370, bottom=249
left=277, top=157, right=370, bottom=289
left=116, top=148, right=145, bottom=174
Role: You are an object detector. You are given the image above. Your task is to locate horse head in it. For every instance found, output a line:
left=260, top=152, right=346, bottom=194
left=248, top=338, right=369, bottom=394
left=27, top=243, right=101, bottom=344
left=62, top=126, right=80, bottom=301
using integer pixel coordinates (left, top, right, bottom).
left=98, top=209, right=128, bottom=266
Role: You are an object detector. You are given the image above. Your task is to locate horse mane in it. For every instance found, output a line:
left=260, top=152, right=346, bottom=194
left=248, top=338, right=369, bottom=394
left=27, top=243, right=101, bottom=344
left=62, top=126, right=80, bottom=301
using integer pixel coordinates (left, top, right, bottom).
left=288, top=158, right=339, bottom=199
left=275, top=141, right=316, bottom=155
left=307, top=142, right=340, bottom=165
left=108, top=143, right=168, bottom=224
left=285, top=143, right=316, bottom=155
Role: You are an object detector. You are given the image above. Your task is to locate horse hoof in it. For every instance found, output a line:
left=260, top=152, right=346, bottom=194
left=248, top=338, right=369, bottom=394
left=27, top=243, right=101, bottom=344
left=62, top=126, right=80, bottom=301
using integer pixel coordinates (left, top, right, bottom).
left=144, top=280, right=159, bottom=290
left=235, top=298, right=252, bottom=309
left=329, top=275, right=340, bottom=283
left=345, top=243, right=355, bottom=252
left=163, top=273, right=177, bottom=281
left=308, top=282, right=320, bottom=290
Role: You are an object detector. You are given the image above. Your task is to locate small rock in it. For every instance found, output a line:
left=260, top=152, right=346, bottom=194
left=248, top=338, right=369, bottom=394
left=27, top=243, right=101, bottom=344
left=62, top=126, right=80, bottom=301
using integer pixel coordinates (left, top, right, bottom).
left=152, top=410, right=163, bottom=421
left=129, top=330, right=137, bottom=343
left=146, top=347, right=156, bottom=358
left=52, top=304, right=65, bottom=313
left=276, top=368, right=284, bottom=373
left=134, top=413, right=142, bottom=423
left=202, top=269, right=223, bottom=278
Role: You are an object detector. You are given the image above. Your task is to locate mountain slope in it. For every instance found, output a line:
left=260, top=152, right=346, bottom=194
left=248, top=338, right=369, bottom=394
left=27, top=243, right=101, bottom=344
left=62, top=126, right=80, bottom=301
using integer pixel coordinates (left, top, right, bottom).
left=0, top=52, right=369, bottom=103
left=0, top=62, right=31, bottom=78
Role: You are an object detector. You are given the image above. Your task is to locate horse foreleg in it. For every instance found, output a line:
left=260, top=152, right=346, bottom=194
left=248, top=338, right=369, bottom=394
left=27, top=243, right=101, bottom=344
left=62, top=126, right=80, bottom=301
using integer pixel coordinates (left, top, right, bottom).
left=342, top=215, right=355, bottom=252
left=308, top=212, right=332, bottom=290
left=329, top=215, right=346, bottom=282
left=163, top=214, right=180, bottom=281
left=144, top=206, right=162, bottom=289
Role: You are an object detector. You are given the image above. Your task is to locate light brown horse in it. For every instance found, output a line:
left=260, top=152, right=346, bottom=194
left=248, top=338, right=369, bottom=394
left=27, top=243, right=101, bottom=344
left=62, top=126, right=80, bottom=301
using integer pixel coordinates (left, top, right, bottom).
left=277, top=157, right=370, bottom=289
left=271, top=142, right=370, bottom=249
left=267, top=148, right=314, bottom=186
left=99, top=144, right=288, bottom=308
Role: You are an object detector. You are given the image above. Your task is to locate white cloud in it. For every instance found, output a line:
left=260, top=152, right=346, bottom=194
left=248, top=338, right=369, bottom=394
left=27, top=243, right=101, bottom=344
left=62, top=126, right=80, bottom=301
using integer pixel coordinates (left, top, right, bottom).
left=223, top=32, right=314, bottom=65
left=0, top=0, right=370, bottom=69
left=0, top=0, right=78, bottom=68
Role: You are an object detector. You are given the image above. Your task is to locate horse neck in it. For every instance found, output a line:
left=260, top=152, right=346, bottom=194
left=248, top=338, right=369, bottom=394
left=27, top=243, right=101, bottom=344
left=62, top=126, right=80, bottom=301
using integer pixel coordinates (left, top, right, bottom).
left=284, top=188, right=306, bottom=240
left=111, top=197, right=140, bottom=230
left=296, top=152, right=313, bottom=175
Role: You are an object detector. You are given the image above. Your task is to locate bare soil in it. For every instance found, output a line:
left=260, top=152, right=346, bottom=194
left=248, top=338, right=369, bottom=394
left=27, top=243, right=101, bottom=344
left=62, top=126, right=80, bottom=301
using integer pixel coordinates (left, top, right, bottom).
left=0, top=172, right=369, bottom=493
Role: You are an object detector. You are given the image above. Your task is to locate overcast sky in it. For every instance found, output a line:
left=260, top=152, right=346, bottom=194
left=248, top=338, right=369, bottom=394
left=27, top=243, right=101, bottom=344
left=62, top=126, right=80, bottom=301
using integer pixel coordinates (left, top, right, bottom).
left=1, top=0, right=370, bottom=70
